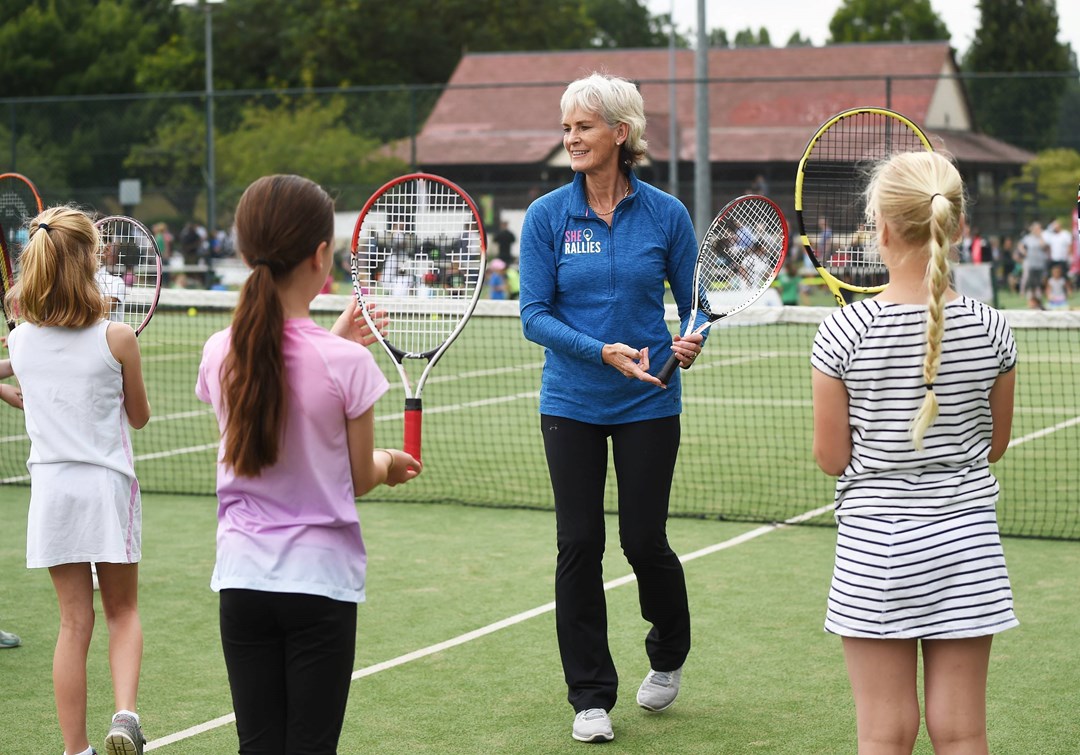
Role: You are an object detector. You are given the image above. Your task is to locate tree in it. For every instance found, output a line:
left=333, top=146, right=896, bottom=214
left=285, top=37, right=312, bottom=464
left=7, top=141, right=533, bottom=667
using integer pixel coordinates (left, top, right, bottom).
left=733, top=28, right=772, bottom=48
left=584, top=0, right=675, bottom=48
left=708, top=28, right=731, bottom=48
left=963, top=0, right=1072, bottom=152
left=215, top=97, right=407, bottom=211
left=786, top=31, right=814, bottom=47
left=1002, top=148, right=1080, bottom=220
left=828, top=0, right=948, bottom=43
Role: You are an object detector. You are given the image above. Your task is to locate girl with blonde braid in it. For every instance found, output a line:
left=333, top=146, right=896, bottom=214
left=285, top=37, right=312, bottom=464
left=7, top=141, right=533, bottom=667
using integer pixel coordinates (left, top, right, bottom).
left=810, top=151, right=1017, bottom=755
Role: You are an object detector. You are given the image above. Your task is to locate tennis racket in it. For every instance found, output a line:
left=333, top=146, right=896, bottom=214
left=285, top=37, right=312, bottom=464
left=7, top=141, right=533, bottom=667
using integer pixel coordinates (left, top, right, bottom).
left=0, top=173, right=44, bottom=330
left=350, top=173, right=486, bottom=462
left=0, top=231, right=16, bottom=332
left=794, top=107, right=933, bottom=307
left=657, top=195, right=788, bottom=385
left=94, top=216, right=162, bottom=335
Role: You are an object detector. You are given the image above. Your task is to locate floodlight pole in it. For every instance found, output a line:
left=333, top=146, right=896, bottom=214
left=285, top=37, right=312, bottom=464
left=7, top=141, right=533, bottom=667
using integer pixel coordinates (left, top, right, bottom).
left=668, top=0, right=678, bottom=197
left=693, top=0, right=711, bottom=239
left=174, top=0, right=222, bottom=235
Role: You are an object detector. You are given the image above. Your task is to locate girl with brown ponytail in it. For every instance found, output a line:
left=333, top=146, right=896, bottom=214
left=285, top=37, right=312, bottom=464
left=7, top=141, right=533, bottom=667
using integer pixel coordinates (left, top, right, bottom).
left=196, top=175, right=421, bottom=753
left=810, top=151, right=1018, bottom=754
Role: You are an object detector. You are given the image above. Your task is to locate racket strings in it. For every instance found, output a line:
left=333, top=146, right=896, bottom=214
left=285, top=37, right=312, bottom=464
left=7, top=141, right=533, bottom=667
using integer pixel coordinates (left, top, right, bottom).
left=803, top=111, right=928, bottom=285
left=696, top=199, right=786, bottom=318
left=0, top=183, right=41, bottom=277
left=353, top=179, right=484, bottom=356
left=96, top=218, right=160, bottom=333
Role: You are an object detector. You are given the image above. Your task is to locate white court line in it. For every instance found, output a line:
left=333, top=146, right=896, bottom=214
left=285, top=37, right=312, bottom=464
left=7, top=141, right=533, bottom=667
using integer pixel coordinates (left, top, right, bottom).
left=145, top=502, right=832, bottom=751
left=1010, top=415, right=1080, bottom=446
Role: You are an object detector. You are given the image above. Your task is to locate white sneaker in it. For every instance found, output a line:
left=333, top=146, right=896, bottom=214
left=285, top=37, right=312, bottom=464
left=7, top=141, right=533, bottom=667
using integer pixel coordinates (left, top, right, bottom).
left=636, top=667, right=682, bottom=711
left=572, top=708, right=614, bottom=743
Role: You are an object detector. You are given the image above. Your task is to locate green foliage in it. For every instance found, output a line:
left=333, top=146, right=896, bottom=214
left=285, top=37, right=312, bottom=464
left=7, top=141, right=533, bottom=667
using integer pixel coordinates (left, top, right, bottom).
left=584, top=0, right=675, bottom=48
left=1002, top=148, right=1080, bottom=221
left=786, top=31, right=814, bottom=47
left=733, top=27, right=772, bottom=48
left=828, top=0, right=949, bottom=43
left=963, top=0, right=1073, bottom=152
left=215, top=97, right=407, bottom=210
left=2, top=0, right=679, bottom=221
left=124, top=107, right=209, bottom=220
left=708, top=28, right=730, bottom=48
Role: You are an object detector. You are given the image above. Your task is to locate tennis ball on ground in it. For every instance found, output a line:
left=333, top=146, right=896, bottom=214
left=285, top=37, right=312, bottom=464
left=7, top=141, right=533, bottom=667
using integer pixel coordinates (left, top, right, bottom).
left=187, top=307, right=198, bottom=317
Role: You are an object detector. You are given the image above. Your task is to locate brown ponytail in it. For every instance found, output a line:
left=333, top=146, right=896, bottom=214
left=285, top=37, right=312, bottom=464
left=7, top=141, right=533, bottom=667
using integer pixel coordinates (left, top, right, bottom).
left=220, top=175, right=334, bottom=476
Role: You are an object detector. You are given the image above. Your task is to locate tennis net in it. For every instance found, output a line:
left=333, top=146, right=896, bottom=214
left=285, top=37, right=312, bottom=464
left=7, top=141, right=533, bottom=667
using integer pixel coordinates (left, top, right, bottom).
left=1, top=289, right=1076, bottom=540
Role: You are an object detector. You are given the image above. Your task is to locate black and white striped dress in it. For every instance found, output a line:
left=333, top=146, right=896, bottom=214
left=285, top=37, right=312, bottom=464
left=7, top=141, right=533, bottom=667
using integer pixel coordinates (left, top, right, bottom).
left=811, top=297, right=1019, bottom=639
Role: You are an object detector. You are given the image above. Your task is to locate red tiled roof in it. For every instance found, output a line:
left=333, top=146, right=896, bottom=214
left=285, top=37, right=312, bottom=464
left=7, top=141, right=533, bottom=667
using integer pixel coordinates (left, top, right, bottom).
left=406, top=43, right=1028, bottom=167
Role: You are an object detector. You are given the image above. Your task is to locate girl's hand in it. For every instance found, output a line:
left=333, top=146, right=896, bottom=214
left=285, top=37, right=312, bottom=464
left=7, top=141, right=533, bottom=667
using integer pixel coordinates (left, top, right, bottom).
left=332, top=299, right=389, bottom=347
left=382, top=448, right=422, bottom=487
left=1, top=383, right=23, bottom=410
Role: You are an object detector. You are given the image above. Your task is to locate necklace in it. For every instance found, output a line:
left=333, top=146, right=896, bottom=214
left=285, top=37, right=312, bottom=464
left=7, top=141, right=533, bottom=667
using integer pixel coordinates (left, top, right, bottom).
left=587, top=181, right=630, bottom=217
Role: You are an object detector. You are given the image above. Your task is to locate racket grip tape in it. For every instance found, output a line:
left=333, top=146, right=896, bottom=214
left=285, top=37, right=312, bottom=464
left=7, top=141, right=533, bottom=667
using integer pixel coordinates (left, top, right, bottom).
left=657, top=353, right=680, bottom=386
left=403, top=398, right=422, bottom=463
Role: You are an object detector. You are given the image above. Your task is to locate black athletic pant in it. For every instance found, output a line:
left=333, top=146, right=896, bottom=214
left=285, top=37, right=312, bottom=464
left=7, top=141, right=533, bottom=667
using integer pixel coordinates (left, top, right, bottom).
left=219, top=589, right=357, bottom=755
left=541, top=414, right=691, bottom=713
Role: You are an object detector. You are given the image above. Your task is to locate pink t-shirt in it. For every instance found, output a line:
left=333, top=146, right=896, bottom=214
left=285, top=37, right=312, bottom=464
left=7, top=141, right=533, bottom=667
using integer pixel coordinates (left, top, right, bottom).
left=196, top=318, right=388, bottom=603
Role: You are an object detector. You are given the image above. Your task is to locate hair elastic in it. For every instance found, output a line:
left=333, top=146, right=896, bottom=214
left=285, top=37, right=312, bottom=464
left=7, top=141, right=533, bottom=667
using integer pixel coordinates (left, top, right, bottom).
left=251, top=259, right=273, bottom=268
left=929, top=193, right=943, bottom=203
left=37, top=222, right=50, bottom=232
left=925, top=383, right=935, bottom=391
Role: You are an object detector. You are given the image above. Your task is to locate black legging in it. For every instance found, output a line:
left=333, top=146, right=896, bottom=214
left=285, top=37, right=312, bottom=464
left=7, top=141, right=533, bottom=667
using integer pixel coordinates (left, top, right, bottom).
left=219, top=589, right=357, bottom=754
left=541, top=414, right=690, bottom=713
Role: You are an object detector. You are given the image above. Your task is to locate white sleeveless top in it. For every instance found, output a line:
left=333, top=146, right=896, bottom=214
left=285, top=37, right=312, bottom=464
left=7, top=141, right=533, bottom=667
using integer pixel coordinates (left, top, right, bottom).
left=8, top=320, right=141, bottom=567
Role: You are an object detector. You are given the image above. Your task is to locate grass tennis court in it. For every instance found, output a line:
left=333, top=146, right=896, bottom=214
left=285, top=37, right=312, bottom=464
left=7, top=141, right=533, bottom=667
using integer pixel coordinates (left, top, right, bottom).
left=1, top=490, right=1077, bottom=753
left=0, top=294, right=1076, bottom=751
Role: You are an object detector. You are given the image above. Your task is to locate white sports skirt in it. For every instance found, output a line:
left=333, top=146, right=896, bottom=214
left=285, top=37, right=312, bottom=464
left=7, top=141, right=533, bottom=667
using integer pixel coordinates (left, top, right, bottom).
left=825, top=507, right=1018, bottom=639
left=26, top=461, right=142, bottom=568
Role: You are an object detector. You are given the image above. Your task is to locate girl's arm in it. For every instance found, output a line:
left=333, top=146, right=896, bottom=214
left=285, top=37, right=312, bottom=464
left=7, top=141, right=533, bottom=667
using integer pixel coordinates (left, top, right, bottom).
left=988, top=368, right=1016, bottom=463
left=346, top=407, right=421, bottom=497
left=811, top=368, right=852, bottom=476
left=0, top=358, right=13, bottom=380
left=106, top=323, right=151, bottom=429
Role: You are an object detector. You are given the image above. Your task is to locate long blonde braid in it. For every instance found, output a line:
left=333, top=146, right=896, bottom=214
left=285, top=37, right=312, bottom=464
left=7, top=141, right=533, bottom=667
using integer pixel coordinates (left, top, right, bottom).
left=910, top=193, right=954, bottom=449
left=864, top=152, right=964, bottom=450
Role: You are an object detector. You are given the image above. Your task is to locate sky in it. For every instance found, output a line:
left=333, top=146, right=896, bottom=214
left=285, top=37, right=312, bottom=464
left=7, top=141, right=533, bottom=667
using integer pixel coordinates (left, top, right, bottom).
left=646, top=0, right=1080, bottom=57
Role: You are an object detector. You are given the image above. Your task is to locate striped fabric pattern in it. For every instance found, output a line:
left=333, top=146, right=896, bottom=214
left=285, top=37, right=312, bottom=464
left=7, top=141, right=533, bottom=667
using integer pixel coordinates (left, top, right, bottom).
left=825, top=509, right=1018, bottom=638
left=811, top=296, right=1017, bottom=518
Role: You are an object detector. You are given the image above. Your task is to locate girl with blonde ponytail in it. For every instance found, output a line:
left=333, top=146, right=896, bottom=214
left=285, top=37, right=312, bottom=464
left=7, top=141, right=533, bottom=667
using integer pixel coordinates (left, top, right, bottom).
left=7, top=206, right=151, bottom=755
left=810, top=151, right=1018, bottom=754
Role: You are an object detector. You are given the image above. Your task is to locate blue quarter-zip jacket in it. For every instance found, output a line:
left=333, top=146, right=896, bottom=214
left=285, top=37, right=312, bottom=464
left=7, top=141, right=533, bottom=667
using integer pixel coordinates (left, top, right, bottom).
left=519, top=171, right=703, bottom=424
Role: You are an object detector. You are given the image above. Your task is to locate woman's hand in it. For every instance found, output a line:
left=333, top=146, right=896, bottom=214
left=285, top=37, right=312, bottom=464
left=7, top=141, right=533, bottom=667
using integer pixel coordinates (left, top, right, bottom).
left=670, top=332, right=704, bottom=370
left=602, top=343, right=663, bottom=387
left=332, top=299, right=389, bottom=347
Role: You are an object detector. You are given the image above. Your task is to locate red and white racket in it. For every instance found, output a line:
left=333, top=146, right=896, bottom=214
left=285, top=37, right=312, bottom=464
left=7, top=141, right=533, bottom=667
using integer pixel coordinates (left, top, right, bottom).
left=350, top=173, right=486, bottom=462
left=94, top=216, right=162, bottom=335
left=657, top=195, right=788, bottom=385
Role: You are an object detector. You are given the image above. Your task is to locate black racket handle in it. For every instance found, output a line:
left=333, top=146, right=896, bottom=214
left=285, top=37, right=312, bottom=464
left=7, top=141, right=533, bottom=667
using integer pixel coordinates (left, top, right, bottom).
left=657, top=352, right=680, bottom=385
